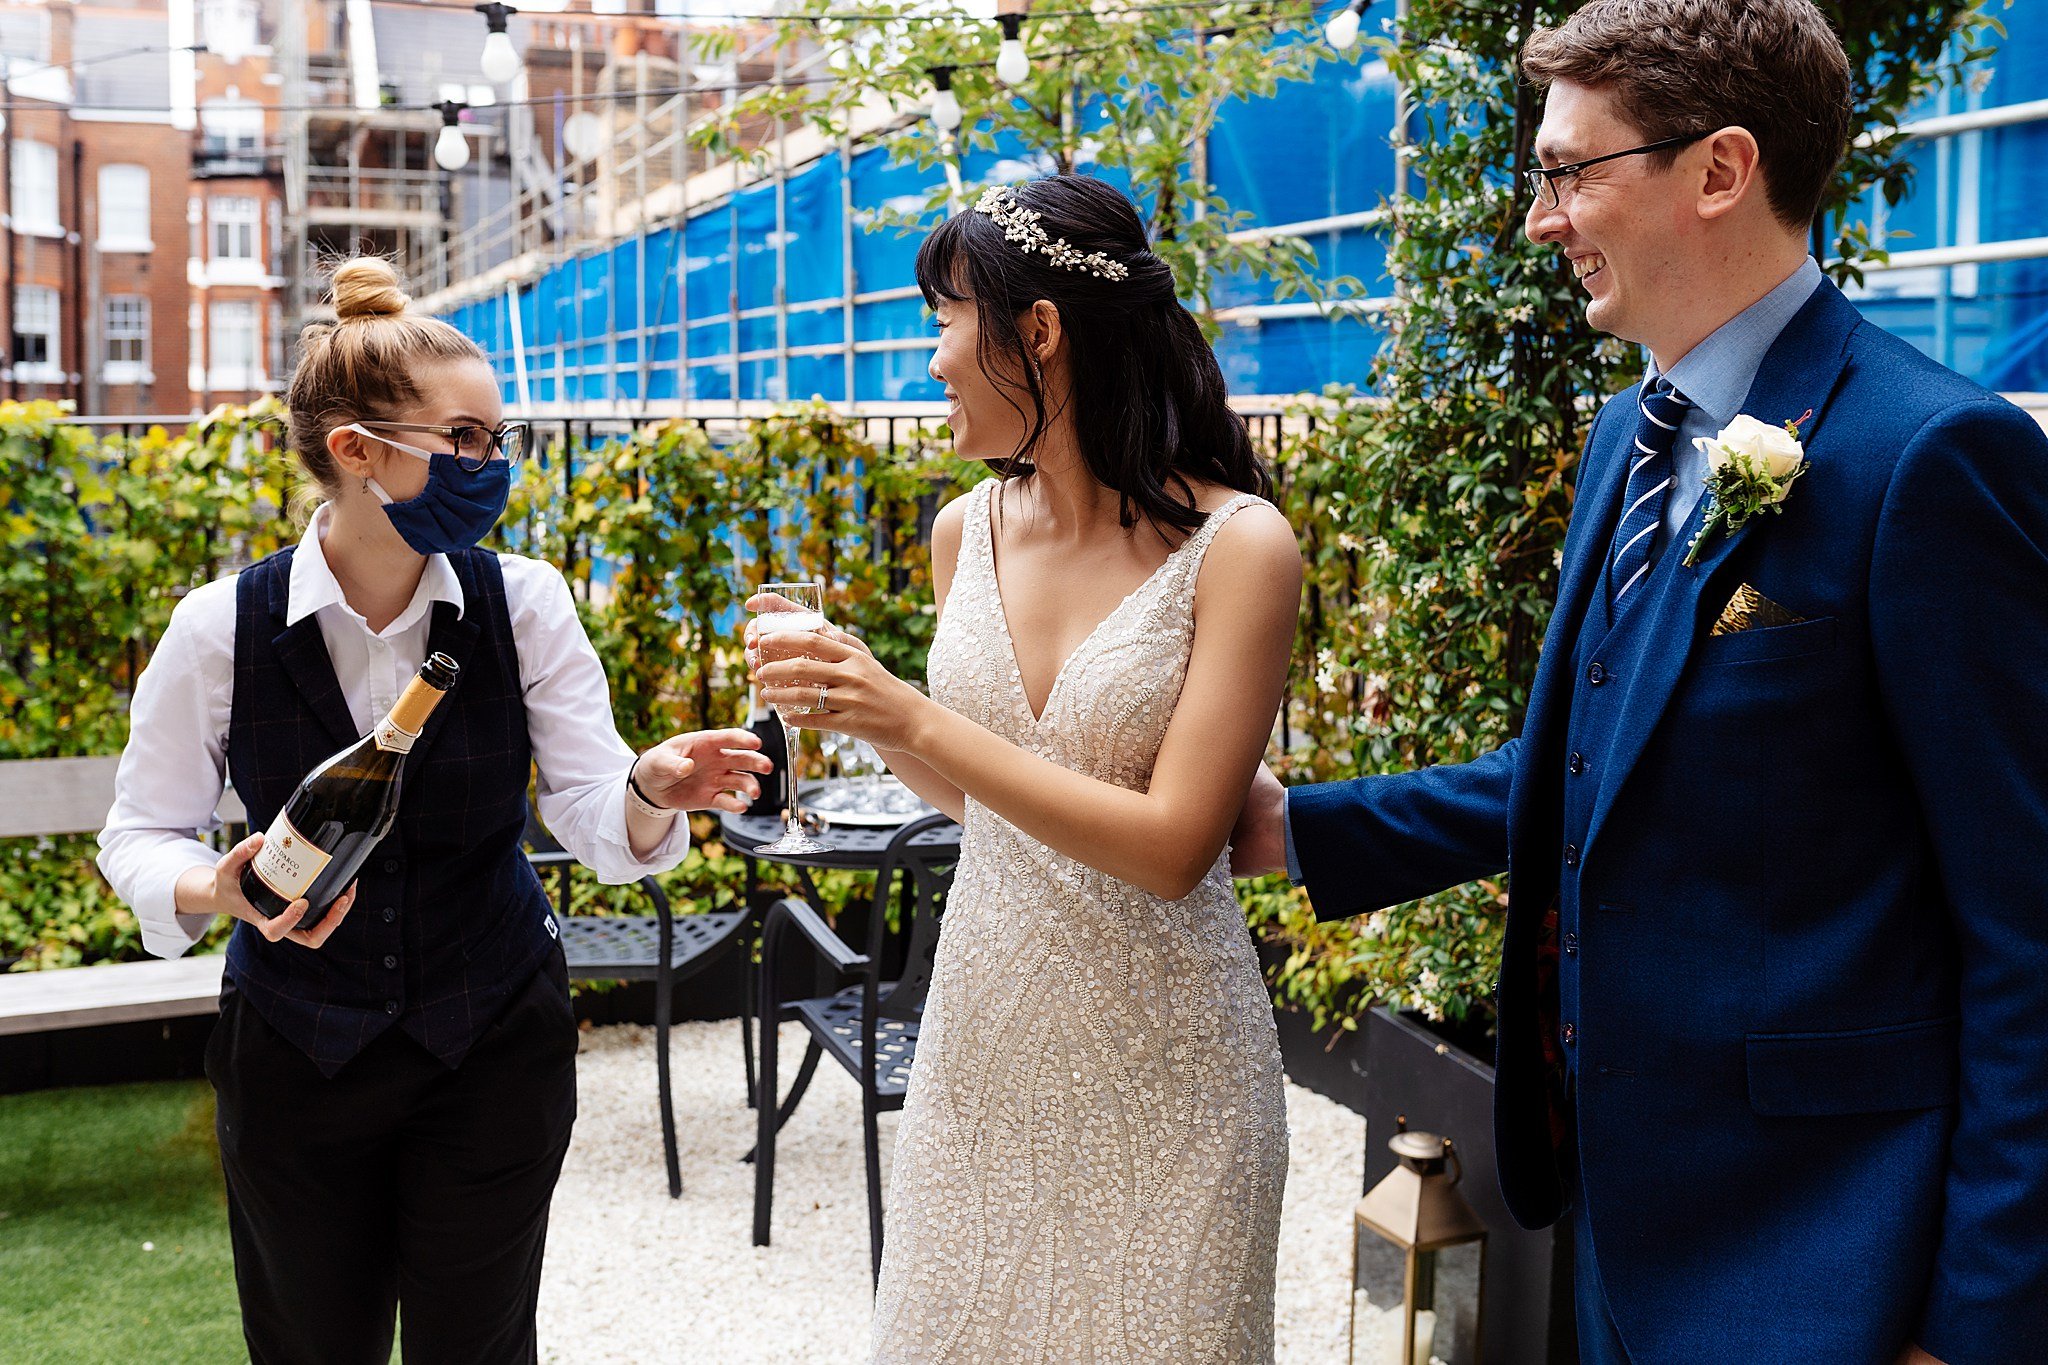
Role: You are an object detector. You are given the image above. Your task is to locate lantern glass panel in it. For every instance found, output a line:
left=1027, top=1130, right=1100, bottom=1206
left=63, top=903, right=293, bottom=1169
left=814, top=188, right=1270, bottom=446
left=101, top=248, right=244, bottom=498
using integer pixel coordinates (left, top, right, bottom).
left=1351, top=1234, right=1484, bottom=1365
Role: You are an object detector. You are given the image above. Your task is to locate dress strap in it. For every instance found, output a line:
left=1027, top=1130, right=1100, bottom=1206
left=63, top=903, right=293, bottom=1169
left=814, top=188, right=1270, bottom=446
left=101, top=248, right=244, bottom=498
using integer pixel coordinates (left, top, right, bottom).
left=970, top=477, right=1002, bottom=581
left=1179, top=492, right=1265, bottom=563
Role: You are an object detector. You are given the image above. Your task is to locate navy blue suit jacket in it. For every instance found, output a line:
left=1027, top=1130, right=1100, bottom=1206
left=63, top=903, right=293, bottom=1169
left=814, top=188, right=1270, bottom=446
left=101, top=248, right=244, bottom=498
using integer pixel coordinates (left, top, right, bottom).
left=1290, top=280, right=2048, bottom=1364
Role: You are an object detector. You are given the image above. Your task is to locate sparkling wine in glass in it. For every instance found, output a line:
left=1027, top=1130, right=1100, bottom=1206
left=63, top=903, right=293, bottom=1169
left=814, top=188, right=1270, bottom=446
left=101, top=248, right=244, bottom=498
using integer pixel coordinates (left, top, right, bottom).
left=752, top=581, right=834, bottom=854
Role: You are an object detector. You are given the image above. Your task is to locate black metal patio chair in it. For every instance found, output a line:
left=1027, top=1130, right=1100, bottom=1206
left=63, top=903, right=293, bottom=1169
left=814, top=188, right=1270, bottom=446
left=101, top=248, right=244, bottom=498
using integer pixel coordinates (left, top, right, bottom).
left=749, top=811, right=956, bottom=1283
left=524, top=805, right=755, bottom=1199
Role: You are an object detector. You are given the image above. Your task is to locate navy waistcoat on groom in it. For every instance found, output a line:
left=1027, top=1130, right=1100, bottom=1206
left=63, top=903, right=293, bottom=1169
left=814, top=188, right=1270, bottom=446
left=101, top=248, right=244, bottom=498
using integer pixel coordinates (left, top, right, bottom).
left=1288, top=278, right=2048, bottom=1365
left=226, top=545, right=557, bottom=1078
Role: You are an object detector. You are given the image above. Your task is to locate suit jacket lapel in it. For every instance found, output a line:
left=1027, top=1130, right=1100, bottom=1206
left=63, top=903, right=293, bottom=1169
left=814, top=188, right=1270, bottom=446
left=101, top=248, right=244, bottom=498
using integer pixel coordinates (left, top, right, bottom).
left=1582, top=278, right=1862, bottom=856
left=1514, top=386, right=1639, bottom=798
left=1557, top=392, right=1640, bottom=650
left=265, top=548, right=362, bottom=750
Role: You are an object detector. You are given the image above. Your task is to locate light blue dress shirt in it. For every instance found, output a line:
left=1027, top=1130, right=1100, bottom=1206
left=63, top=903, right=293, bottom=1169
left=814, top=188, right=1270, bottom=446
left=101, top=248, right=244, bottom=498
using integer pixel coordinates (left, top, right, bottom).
left=1281, top=256, right=1825, bottom=883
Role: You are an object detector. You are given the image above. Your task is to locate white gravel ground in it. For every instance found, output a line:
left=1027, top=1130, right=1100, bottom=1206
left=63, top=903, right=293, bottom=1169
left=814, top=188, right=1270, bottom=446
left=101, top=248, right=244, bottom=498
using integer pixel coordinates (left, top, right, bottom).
left=538, top=1019, right=1364, bottom=1365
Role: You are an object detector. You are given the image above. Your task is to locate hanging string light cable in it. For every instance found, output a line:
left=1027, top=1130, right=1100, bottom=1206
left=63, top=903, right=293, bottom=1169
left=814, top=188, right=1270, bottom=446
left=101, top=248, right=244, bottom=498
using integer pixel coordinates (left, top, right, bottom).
left=0, top=4, right=1316, bottom=120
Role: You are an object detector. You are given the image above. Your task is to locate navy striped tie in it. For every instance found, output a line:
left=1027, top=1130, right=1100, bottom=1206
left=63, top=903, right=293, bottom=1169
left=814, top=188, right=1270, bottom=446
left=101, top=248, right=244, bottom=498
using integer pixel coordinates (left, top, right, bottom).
left=1609, top=377, right=1690, bottom=607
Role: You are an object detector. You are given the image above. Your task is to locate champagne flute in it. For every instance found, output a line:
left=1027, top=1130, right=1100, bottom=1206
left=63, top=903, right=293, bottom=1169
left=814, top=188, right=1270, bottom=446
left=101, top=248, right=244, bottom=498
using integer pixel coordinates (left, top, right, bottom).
left=751, top=581, right=835, bottom=855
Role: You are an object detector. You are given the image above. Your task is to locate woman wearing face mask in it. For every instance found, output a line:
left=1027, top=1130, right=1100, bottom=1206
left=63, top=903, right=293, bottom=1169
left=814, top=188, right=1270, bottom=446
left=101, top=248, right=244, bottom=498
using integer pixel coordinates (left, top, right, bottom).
left=96, top=257, right=772, bottom=1365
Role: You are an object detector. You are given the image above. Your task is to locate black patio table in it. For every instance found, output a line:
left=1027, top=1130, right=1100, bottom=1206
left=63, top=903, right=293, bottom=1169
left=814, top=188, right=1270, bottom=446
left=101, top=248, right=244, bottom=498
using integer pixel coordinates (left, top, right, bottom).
left=717, top=806, right=963, bottom=882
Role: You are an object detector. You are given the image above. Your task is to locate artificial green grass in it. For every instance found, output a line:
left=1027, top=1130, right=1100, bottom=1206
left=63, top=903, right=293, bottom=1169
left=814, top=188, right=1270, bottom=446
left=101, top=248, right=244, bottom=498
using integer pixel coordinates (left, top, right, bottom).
left=0, top=1082, right=242, bottom=1364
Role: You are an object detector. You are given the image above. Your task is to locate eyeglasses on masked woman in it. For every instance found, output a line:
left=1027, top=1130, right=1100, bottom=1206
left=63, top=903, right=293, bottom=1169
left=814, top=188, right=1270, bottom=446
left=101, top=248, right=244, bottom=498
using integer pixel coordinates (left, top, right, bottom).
left=351, top=420, right=531, bottom=473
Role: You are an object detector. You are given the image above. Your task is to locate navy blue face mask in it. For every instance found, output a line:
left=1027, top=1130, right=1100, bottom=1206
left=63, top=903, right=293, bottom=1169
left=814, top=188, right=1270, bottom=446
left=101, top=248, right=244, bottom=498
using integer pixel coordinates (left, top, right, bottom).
left=348, top=424, right=511, bottom=556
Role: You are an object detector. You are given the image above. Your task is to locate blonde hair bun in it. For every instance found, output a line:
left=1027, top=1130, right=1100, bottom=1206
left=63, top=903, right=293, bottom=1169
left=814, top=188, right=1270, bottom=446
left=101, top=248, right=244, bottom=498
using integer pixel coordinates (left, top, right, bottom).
left=330, top=257, right=411, bottom=322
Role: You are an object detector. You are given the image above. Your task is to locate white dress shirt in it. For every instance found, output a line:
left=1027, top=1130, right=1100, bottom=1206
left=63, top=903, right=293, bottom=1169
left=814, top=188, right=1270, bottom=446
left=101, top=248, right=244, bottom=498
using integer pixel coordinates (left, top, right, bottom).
left=97, top=503, right=690, bottom=959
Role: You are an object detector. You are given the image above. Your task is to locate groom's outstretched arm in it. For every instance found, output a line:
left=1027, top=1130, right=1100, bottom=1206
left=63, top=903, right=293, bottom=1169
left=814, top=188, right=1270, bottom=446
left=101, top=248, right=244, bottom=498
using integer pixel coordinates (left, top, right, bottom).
left=1285, top=742, right=1517, bottom=922
left=1869, top=398, right=2048, bottom=1363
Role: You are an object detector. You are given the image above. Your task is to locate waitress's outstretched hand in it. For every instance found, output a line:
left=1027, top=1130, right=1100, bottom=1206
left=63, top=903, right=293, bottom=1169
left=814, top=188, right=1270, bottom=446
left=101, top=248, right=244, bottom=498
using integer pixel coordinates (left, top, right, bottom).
left=632, top=729, right=774, bottom=814
left=176, top=832, right=359, bottom=949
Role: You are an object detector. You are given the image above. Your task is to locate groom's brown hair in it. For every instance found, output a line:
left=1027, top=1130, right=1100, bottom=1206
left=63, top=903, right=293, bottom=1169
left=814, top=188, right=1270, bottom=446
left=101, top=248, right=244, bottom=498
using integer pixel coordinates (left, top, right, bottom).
left=1520, top=0, right=1852, bottom=229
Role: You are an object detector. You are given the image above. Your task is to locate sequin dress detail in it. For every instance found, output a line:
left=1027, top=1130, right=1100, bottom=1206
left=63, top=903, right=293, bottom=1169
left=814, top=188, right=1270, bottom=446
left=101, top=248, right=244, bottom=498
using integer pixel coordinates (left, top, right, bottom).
left=869, top=479, right=1289, bottom=1364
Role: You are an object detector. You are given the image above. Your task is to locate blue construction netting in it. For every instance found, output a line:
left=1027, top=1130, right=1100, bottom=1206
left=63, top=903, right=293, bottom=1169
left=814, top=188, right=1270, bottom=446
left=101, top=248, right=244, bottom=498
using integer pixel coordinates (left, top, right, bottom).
left=443, top=0, right=2048, bottom=404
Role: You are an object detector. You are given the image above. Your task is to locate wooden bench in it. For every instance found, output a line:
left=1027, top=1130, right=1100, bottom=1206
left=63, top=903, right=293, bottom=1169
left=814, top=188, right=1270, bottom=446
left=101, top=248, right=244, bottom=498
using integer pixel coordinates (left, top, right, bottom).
left=0, top=755, right=244, bottom=1037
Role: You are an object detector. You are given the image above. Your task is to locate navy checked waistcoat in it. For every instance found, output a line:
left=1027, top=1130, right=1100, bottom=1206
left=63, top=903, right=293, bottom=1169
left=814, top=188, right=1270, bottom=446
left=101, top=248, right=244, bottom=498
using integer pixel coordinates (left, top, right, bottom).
left=226, top=545, right=557, bottom=1077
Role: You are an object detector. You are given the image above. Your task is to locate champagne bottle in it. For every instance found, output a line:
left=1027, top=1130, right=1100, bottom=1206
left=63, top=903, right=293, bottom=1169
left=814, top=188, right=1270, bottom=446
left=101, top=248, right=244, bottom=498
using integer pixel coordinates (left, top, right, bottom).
left=240, top=652, right=461, bottom=931
left=744, top=684, right=787, bottom=817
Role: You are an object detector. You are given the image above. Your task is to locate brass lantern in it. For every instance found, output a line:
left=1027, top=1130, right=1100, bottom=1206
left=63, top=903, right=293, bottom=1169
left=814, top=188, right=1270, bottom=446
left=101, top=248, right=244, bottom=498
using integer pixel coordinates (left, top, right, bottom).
left=1348, top=1126, right=1488, bottom=1365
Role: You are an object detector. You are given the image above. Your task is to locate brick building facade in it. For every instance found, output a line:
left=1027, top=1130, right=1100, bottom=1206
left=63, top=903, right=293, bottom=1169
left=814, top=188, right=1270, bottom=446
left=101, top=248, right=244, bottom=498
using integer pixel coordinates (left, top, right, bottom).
left=1, top=0, right=286, bottom=417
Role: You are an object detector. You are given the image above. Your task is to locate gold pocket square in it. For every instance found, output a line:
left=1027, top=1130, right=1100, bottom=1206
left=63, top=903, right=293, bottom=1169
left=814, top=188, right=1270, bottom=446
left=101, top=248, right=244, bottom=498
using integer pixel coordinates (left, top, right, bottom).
left=1711, top=583, right=1805, bottom=637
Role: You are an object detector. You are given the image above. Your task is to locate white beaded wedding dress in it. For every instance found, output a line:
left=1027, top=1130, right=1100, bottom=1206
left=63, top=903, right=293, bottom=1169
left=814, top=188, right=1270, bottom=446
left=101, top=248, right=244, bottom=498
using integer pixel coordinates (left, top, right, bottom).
left=869, top=478, right=1289, bottom=1364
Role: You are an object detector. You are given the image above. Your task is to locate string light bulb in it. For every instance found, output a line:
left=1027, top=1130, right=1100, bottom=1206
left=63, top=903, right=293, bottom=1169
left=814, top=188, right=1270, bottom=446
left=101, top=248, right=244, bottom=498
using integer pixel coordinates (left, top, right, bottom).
left=1325, top=0, right=1364, bottom=52
left=929, top=66, right=961, bottom=132
left=434, top=100, right=471, bottom=170
left=475, top=3, right=522, bottom=85
left=996, top=15, right=1030, bottom=85
left=562, top=109, right=606, bottom=160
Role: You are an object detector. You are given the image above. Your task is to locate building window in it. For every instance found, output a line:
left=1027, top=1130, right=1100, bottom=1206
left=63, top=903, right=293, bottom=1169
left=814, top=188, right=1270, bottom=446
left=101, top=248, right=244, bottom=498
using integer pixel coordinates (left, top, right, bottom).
left=200, top=100, right=265, bottom=161
left=200, top=0, right=261, bottom=62
left=211, top=299, right=260, bottom=388
left=98, top=166, right=152, bottom=252
left=10, top=142, right=60, bottom=237
left=267, top=301, right=284, bottom=382
left=211, top=196, right=260, bottom=263
left=12, top=286, right=61, bottom=380
left=104, top=296, right=152, bottom=384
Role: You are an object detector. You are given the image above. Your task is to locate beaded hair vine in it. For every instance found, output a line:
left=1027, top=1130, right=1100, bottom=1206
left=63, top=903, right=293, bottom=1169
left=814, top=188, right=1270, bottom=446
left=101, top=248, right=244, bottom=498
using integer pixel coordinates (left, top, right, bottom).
left=972, top=186, right=1131, bottom=281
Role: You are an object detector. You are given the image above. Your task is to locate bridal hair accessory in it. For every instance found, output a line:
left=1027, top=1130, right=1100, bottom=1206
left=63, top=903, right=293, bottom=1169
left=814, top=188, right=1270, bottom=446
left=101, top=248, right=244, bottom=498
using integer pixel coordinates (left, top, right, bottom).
left=973, top=187, right=1131, bottom=281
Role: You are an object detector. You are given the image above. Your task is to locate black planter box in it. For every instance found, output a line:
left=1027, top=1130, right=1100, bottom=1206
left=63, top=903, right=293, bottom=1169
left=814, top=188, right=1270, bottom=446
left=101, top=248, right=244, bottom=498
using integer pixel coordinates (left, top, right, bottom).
left=1272, top=1000, right=1369, bottom=1116
left=1361, top=1006, right=1576, bottom=1365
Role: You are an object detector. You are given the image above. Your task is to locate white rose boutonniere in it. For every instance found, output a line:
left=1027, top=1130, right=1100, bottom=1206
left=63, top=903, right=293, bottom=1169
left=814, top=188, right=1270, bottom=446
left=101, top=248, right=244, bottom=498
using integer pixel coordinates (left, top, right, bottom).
left=1681, top=409, right=1814, bottom=567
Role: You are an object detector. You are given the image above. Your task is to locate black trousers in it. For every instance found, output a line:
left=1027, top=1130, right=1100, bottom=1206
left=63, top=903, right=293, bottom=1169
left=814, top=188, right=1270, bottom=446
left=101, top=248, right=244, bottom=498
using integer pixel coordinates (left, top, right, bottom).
left=207, top=953, right=579, bottom=1365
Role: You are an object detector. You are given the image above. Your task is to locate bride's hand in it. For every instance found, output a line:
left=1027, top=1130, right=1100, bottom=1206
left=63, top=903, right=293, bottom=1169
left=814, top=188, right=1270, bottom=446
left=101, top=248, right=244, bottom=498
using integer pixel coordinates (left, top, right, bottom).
left=741, top=594, right=875, bottom=674
left=750, top=617, right=926, bottom=750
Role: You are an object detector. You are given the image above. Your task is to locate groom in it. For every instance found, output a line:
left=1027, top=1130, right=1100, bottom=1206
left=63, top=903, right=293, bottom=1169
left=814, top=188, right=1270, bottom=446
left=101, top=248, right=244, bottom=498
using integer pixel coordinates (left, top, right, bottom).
left=1236, top=2, right=2048, bottom=1361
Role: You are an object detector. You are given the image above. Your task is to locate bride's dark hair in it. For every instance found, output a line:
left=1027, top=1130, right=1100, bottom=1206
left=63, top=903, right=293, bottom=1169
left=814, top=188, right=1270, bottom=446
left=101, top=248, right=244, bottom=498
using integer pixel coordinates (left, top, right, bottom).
left=915, top=174, right=1271, bottom=536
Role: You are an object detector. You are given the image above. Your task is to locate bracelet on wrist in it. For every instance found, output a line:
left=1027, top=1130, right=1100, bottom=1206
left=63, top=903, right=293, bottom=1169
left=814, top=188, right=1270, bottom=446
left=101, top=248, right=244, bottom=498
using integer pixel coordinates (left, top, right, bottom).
left=626, top=759, right=679, bottom=817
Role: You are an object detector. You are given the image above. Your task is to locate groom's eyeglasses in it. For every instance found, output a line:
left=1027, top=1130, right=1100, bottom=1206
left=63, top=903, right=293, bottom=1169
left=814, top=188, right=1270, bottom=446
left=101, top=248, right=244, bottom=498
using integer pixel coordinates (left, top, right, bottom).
left=1525, top=132, right=1711, bottom=210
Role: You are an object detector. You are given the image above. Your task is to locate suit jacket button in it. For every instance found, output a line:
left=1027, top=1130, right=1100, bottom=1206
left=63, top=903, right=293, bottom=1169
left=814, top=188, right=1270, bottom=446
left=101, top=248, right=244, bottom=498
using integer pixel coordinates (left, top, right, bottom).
left=1564, top=843, right=1580, bottom=868
left=1568, top=752, right=1585, bottom=775
left=1588, top=662, right=1607, bottom=685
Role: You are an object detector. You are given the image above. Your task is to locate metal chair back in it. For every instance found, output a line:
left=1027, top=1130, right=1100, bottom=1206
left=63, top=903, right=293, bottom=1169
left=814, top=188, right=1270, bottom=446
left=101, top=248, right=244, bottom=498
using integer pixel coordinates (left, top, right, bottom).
left=864, top=812, right=955, bottom=1022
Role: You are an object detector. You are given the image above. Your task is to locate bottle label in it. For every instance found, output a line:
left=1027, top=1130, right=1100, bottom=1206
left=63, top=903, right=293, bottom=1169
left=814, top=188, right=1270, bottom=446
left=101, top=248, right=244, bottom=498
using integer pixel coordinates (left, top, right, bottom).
left=373, top=720, right=420, bottom=754
left=250, top=810, right=333, bottom=902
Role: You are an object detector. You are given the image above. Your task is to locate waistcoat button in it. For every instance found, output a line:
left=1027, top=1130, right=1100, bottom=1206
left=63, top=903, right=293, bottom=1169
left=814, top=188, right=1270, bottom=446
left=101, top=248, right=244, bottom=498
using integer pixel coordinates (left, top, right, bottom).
left=1564, top=843, right=1580, bottom=868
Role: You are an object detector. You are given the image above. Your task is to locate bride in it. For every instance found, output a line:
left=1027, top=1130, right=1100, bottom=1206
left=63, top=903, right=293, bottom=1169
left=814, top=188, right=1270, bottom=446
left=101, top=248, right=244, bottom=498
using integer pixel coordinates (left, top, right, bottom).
left=750, top=174, right=1302, bottom=1363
